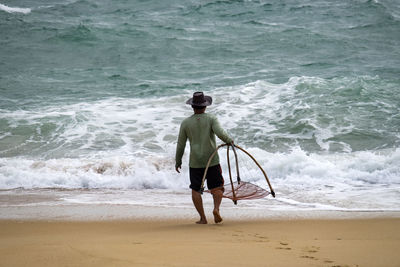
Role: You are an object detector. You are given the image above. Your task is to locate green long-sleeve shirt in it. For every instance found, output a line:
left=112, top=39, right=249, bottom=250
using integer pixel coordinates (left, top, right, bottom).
left=175, top=113, right=233, bottom=168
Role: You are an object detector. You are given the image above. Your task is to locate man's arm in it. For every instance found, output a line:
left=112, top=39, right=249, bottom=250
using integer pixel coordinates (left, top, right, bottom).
left=212, top=116, right=233, bottom=144
left=175, top=123, right=187, bottom=172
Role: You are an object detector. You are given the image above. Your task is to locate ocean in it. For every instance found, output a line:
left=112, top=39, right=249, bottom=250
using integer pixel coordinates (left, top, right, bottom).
left=1, top=0, right=399, bottom=219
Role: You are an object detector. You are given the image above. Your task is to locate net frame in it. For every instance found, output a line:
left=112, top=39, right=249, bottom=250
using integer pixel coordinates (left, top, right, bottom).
left=201, top=143, right=275, bottom=205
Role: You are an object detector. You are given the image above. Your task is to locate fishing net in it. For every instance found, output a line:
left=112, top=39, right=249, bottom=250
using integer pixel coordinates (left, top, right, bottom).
left=221, top=181, right=270, bottom=200
left=202, top=144, right=275, bottom=205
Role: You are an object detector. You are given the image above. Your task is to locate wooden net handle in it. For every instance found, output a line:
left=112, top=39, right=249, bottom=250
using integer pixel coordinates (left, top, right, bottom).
left=226, top=146, right=238, bottom=204
left=200, top=144, right=228, bottom=193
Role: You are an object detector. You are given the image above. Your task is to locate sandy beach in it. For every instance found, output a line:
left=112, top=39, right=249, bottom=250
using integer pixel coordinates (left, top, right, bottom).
left=1, top=218, right=399, bottom=267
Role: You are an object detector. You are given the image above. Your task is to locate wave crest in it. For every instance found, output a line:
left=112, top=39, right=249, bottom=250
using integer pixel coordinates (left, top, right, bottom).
left=0, top=3, right=31, bottom=14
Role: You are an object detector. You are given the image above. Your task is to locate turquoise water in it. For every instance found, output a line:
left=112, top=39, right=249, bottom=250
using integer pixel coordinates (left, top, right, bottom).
left=0, top=0, right=399, bottom=212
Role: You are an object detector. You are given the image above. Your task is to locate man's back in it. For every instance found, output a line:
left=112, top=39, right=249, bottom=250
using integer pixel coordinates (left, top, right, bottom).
left=176, top=112, right=232, bottom=168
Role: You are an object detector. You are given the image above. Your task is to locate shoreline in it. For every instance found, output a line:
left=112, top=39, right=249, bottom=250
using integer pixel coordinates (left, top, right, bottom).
left=1, top=188, right=399, bottom=221
left=1, top=203, right=400, bottom=221
left=1, top=218, right=399, bottom=267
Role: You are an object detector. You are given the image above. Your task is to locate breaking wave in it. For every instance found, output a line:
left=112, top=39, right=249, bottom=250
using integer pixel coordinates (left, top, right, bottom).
left=0, top=3, right=31, bottom=14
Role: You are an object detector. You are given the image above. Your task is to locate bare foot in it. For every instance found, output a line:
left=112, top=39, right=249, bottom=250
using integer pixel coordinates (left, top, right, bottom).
left=196, top=219, right=208, bottom=224
left=213, top=210, right=223, bottom=224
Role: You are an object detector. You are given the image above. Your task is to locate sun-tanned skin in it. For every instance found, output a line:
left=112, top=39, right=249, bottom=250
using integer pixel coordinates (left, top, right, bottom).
left=211, top=187, right=223, bottom=223
left=175, top=107, right=224, bottom=224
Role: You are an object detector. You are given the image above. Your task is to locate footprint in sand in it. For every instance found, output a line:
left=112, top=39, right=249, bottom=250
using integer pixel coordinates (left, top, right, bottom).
left=276, top=242, right=291, bottom=250
left=299, top=246, right=320, bottom=261
left=303, top=246, right=319, bottom=253
left=231, top=233, right=245, bottom=242
left=300, top=255, right=317, bottom=260
left=276, top=247, right=292, bottom=250
left=251, top=233, right=269, bottom=242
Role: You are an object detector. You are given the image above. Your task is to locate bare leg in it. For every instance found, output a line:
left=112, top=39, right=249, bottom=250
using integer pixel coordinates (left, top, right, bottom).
left=192, top=190, right=207, bottom=224
left=211, top=187, right=223, bottom=223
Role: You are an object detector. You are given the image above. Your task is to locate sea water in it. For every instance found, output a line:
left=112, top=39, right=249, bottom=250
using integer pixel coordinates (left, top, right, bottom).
left=1, top=0, right=399, bottom=219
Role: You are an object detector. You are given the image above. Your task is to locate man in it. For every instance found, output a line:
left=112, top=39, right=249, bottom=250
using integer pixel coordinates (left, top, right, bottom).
left=175, top=92, right=233, bottom=224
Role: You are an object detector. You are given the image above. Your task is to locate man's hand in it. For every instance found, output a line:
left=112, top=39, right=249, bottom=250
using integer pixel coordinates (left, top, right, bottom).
left=175, top=165, right=181, bottom=173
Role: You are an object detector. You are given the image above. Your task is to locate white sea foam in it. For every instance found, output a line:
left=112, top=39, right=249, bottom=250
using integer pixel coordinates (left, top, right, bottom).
left=0, top=147, right=399, bottom=211
left=0, top=77, right=399, bottom=211
left=0, top=3, right=31, bottom=14
left=0, top=155, right=184, bottom=190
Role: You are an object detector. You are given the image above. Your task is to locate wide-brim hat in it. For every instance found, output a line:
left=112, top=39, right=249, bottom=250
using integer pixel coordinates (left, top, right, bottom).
left=186, top=91, right=212, bottom=106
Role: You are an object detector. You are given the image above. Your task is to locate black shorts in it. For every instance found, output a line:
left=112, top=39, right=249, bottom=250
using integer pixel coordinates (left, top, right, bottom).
left=189, top=164, right=224, bottom=192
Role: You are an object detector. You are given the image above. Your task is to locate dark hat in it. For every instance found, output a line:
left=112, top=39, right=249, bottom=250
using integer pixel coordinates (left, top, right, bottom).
left=186, top=92, right=212, bottom=106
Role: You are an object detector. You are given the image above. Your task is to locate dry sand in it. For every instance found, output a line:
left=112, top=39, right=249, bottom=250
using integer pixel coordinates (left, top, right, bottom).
left=0, top=218, right=399, bottom=267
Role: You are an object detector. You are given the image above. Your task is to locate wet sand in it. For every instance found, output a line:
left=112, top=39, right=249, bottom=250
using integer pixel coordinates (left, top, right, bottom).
left=1, top=218, right=399, bottom=267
